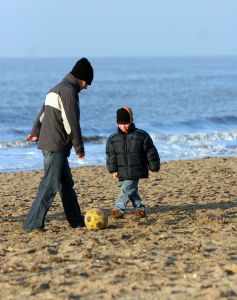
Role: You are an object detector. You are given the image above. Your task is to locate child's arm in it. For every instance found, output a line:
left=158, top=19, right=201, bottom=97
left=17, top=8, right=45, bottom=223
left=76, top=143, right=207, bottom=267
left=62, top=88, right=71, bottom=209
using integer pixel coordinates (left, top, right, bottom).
left=112, top=172, right=118, bottom=179
left=106, top=137, right=118, bottom=174
left=144, top=134, right=160, bottom=172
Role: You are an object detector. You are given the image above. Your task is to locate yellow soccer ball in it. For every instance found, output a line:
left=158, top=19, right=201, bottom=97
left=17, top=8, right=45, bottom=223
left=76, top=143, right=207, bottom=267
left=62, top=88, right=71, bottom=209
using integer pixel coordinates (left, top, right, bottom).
left=85, top=208, right=108, bottom=230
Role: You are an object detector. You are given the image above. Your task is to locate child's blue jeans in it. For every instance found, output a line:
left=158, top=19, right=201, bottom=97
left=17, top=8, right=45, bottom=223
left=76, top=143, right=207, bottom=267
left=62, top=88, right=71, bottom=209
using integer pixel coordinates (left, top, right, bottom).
left=115, top=179, right=144, bottom=211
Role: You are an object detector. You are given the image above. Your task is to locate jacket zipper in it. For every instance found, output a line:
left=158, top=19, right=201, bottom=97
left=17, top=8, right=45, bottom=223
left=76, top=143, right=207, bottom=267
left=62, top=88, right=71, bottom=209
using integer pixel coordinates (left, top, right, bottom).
left=124, top=134, right=128, bottom=177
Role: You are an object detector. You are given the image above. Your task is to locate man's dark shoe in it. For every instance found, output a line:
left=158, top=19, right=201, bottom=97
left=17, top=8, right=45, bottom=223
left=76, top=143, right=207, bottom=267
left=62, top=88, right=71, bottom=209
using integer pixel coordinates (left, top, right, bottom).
left=74, top=215, right=85, bottom=228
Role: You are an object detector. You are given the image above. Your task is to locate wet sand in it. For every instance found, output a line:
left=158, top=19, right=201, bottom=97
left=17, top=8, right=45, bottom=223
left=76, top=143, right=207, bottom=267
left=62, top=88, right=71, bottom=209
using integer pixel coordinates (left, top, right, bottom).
left=1, top=157, right=237, bottom=300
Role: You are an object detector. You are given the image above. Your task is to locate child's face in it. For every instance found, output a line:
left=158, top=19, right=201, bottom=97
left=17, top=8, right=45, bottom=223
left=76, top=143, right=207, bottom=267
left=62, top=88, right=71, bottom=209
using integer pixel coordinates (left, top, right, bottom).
left=118, top=123, right=130, bottom=133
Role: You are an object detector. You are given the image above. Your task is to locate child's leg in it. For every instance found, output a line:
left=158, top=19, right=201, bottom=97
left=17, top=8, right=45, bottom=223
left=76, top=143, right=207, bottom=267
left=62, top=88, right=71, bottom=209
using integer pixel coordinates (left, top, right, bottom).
left=128, top=180, right=146, bottom=217
left=114, top=180, right=131, bottom=211
left=128, top=180, right=144, bottom=208
left=115, top=180, right=144, bottom=209
left=113, top=180, right=146, bottom=218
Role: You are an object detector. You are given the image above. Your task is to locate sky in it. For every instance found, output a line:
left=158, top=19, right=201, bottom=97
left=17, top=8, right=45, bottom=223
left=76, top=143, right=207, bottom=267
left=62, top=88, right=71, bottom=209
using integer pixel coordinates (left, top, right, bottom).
left=0, top=0, right=237, bottom=57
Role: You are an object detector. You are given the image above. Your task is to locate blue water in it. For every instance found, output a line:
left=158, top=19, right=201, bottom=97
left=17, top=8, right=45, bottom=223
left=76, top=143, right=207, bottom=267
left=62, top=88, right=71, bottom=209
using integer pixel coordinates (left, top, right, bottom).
left=1, top=56, right=237, bottom=172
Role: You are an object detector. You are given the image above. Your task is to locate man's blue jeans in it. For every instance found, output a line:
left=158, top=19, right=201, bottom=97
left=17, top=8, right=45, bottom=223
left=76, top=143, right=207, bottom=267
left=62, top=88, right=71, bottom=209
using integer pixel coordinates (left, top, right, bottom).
left=23, top=151, right=83, bottom=231
left=115, top=180, right=144, bottom=211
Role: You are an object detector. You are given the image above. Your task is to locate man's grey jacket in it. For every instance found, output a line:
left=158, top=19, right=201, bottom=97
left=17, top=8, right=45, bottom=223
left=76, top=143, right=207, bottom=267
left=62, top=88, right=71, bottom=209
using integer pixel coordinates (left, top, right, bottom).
left=31, top=73, right=84, bottom=156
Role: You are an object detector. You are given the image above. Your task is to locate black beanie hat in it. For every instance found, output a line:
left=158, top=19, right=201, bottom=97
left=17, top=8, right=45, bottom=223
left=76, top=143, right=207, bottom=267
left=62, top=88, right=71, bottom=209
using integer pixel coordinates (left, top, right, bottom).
left=117, top=107, right=132, bottom=124
left=71, top=58, right=94, bottom=85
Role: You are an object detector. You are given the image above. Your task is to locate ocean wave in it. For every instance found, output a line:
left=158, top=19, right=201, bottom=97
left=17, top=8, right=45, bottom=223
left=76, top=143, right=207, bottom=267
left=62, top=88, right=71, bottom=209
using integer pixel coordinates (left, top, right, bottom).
left=83, top=135, right=107, bottom=143
left=152, top=130, right=237, bottom=145
left=10, top=129, right=28, bottom=135
left=2, top=130, right=237, bottom=150
left=171, top=115, right=237, bottom=130
left=206, top=115, right=237, bottom=125
left=0, top=140, right=30, bottom=149
left=0, top=127, right=28, bottom=135
left=0, top=135, right=107, bottom=149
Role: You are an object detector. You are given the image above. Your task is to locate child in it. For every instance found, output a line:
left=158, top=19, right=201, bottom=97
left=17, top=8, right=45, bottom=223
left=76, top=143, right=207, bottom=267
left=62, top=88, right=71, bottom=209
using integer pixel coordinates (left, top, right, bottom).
left=106, top=107, right=160, bottom=218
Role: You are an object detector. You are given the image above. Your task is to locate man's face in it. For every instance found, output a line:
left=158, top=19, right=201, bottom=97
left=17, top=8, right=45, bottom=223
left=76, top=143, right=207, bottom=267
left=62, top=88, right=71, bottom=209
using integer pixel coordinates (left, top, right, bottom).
left=79, top=80, right=88, bottom=90
left=118, top=123, right=130, bottom=133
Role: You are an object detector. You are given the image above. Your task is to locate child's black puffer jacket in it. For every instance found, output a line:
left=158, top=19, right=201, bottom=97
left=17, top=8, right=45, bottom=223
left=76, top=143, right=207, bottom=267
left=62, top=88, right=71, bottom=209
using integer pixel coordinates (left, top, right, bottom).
left=106, top=123, right=160, bottom=180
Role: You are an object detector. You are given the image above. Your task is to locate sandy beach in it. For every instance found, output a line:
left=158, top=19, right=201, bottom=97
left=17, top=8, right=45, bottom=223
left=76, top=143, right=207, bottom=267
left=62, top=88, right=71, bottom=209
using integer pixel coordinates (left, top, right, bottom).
left=1, top=157, right=237, bottom=300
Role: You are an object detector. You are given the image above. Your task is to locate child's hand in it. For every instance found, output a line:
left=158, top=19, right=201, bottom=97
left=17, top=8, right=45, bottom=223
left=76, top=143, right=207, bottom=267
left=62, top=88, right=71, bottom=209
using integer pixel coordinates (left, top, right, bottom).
left=112, top=172, right=118, bottom=179
left=78, top=153, right=85, bottom=160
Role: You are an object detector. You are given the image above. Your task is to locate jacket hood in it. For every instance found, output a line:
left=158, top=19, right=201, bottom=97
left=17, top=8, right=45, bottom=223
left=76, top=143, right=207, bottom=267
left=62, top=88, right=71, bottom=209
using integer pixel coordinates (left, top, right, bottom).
left=63, top=73, right=81, bottom=93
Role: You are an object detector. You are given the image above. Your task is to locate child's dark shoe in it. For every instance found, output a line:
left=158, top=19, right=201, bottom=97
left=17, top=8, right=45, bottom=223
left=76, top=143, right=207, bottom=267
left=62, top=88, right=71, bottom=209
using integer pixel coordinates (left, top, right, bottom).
left=135, top=206, right=146, bottom=218
left=112, top=208, right=124, bottom=219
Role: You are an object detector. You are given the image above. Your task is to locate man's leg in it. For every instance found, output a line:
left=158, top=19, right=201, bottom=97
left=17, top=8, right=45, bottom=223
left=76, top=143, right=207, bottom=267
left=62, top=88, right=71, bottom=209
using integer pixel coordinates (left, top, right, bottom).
left=23, top=151, right=65, bottom=231
left=60, top=158, right=84, bottom=228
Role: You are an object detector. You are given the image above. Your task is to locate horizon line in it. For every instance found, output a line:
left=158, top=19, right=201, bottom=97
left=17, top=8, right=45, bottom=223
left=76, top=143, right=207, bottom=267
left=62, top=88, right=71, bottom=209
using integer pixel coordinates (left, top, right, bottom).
left=0, top=54, right=237, bottom=59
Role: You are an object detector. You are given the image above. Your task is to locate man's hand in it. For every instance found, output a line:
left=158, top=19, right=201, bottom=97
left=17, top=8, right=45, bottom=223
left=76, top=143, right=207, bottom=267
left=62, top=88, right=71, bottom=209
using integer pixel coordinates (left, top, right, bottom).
left=26, top=134, right=38, bottom=142
left=112, top=172, right=118, bottom=179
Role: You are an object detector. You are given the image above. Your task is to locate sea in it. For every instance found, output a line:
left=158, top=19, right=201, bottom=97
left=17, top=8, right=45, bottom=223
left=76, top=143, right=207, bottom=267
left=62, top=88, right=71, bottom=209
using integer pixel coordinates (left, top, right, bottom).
left=1, top=56, right=237, bottom=172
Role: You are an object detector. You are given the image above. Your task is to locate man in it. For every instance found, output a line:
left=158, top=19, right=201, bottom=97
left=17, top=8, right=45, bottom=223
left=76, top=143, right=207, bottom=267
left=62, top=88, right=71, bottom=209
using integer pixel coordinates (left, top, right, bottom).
left=23, top=58, right=94, bottom=232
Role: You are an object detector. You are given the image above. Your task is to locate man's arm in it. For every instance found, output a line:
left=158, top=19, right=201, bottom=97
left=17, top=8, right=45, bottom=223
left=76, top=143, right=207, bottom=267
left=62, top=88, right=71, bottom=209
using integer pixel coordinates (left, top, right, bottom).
left=27, top=105, right=45, bottom=142
left=59, top=92, right=85, bottom=157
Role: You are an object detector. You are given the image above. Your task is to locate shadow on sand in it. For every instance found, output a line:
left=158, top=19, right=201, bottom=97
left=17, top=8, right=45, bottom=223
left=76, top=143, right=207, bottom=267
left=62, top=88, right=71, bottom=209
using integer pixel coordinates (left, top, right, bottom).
left=2, top=199, right=237, bottom=225
left=146, top=198, right=237, bottom=215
